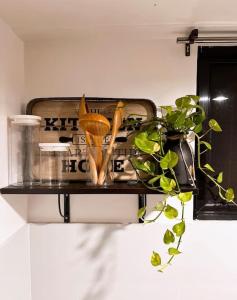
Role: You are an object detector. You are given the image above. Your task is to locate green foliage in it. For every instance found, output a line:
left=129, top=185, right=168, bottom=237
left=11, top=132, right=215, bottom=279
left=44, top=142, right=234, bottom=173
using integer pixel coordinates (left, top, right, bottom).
left=163, top=229, right=175, bottom=244
left=130, top=94, right=235, bottom=271
left=160, top=176, right=176, bottom=193
left=208, top=119, right=222, bottom=132
left=225, top=188, right=235, bottom=202
left=151, top=251, right=161, bottom=266
left=131, top=158, right=155, bottom=175
left=168, top=248, right=182, bottom=255
left=217, top=172, right=223, bottom=183
left=154, top=201, right=165, bottom=211
left=164, top=205, right=178, bottom=219
left=203, top=163, right=215, bottom=172
left=173, top=221, right=185, bottom=237
left=134, top=132, right=160, bottom=154
left=137, top=207, right=146, bottom=219
left=178, top=192, right=193, bottom=203
left=160, top=150, right=179, bottom=170
left=200, top=141, right=212, bottom=150
left=148, top=175, right=161, bottom=185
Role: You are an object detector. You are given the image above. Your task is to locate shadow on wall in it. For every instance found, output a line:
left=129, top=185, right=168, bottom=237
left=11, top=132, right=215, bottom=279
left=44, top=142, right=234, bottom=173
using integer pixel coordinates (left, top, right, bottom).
left=75, top=224, right=125, bottom=300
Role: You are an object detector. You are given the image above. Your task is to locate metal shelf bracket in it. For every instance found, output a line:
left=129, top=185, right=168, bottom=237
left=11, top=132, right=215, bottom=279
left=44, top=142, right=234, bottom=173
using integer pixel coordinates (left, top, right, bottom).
left=58, top=193, right=70, bottom=223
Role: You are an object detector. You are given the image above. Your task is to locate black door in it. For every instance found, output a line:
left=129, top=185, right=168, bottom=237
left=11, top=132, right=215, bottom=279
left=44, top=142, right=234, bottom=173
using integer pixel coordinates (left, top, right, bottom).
left=195, top=46, right=237, bottom=219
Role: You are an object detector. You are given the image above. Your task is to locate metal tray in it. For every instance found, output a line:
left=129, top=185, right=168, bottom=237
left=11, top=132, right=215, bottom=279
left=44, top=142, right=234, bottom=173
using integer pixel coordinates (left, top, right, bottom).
left=27, top=97, right=157, bottom=181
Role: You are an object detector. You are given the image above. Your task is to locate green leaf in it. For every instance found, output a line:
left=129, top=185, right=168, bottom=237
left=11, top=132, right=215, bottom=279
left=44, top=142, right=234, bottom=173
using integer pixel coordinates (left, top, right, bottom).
left=174, top=112, right=186, bottom=129
left=163, top=229, right=175, bottom=244
left=217, top=172, right=223, bottom=184
left=168, top=247, right=182, bottom=255
left=160, top=106, right=173, bottom=115
left=137, top=207, right=146, bottom=219
left=151, top=251, right=161, bottom=266
left=131, top=158, right=155, bottom=174
left=188, top=104, right=206, bottom=119
left=148, top=131, right=161, bottom=142
left=166, top=111, right=180, bottom=126
left=184, top=118, right=195, bottom=129
left=154, top=201, right=165, bottom=211
left=173, top=221, right=185, bottom=237
left=134, top=132, right=160, bottom=154
left=209, top=119, right=222, bottom=132
left=200, top=141, right=212, bottom=150
left=164, top=205, right=178, bottom=219
left=178, top=192, right=193, bottom=203
left=194, top=123, right=203, bottom=133
left=186, top=95, right=200, bottom=103
left=204, top=163, right=215, bottom=172
left=193, top=113, right=205, bottom=125
left=148, top=175, right=161, bottom=185
left=175, top=97, right=191, bottom=109
left=225, top=188, right=235, bottom=202
left=144, top=161, right=155, bottom=174
left=160, top=150, right=179, bottom=170
left=160, top=176, right=176, bottom=192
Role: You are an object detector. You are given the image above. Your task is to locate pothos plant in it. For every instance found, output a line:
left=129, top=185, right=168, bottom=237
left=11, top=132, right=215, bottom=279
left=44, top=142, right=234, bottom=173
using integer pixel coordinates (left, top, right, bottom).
left=130, top=95, right=235, bottom=272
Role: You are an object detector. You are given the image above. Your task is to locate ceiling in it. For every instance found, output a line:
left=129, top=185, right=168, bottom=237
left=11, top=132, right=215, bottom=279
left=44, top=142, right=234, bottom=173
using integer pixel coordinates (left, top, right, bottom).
left=0, top=0, right=237, bottom=41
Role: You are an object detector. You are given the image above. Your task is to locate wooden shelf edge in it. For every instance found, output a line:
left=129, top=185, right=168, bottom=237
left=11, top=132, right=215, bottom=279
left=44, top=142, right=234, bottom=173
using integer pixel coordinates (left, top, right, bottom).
left=0, top=182, right=198, bottom=195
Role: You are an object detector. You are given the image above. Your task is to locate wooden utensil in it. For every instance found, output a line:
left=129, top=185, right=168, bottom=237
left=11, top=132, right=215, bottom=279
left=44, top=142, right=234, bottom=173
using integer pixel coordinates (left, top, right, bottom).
left=98, top=101, right=125, bottom=185
left=79, top=113, right=111, bottom=172
left=79, top=95, right=98, bottom=185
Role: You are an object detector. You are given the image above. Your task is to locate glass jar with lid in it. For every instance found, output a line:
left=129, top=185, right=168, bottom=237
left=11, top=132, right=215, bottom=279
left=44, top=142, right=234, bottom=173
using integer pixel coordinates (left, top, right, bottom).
left=9, top=115, right=41, bottom=186
left=39, top=143, right=70, bottom=186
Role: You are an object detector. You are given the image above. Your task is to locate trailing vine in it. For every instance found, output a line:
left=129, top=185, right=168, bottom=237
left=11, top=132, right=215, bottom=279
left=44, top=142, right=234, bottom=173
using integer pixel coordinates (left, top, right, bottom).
left=130, top=95, right=235, bottom=271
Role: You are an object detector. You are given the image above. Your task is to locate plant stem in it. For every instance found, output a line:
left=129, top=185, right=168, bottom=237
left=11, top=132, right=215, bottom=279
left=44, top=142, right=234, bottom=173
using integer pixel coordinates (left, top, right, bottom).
left=167, top=202, right=185, bottom=265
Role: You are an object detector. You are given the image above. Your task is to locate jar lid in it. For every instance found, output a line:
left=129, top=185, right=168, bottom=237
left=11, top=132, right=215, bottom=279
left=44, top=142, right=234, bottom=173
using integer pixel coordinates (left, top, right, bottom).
left=39, top=143, right=71, bottom=152
left=10, top=115, right=41, bottom=125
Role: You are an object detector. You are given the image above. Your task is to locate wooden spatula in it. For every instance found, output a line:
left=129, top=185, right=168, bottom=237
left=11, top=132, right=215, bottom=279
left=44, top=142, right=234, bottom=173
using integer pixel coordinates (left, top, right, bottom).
left=98, top=101, right=125, bottom=185
left=79, top=95, right=98, bottom=184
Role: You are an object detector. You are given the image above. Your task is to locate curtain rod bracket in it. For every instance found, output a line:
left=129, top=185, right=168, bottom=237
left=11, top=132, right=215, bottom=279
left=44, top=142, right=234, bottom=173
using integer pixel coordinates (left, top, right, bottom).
left=185, top=29, right=199, bottom=56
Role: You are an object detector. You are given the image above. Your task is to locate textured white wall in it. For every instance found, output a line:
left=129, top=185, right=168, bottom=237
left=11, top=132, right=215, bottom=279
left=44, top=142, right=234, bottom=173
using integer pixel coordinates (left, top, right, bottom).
left=0, top=18, right=30, bottom=300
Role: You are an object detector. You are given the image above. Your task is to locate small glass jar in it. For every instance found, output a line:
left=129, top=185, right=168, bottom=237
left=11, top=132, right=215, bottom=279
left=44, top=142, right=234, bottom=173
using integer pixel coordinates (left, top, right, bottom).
left=86, top=145, right=114, bottom=186
left=39, top=143, right=70, bottom=186
left=9, top=115, right=41, bottom=186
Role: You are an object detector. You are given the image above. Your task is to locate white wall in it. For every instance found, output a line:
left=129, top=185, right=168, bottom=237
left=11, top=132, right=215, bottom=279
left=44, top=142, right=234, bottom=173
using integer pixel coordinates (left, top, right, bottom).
left=25, top=37, right=237, bottom=300
left=25, top=37, right=196, bottom=223
left=0, top=18, right=30, bottom=300
left=30, top=222, right=237, bottom=300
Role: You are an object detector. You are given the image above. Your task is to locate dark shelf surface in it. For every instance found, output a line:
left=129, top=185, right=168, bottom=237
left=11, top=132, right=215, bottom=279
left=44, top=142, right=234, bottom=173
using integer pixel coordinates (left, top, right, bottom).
left=0, top=182, right=197, bottom=195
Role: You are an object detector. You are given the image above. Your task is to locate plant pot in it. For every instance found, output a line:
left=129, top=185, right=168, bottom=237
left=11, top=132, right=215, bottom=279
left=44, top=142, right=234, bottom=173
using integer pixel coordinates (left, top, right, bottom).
left=164, top=133, right=195, bottom=186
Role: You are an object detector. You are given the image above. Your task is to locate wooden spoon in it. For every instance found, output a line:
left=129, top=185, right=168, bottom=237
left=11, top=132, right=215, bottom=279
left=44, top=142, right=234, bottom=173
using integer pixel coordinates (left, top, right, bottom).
left=79, top=113, right=111, bottom=172
left=79, top=95, right=98, bottom=184
left=98, top=101, right=125, bottom=185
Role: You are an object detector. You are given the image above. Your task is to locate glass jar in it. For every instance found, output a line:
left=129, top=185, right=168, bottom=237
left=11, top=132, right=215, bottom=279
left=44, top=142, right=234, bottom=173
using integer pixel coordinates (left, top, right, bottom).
left=9, top=115, right=41, bottom=186
left=39, top=143, right=70, bottom=186
left=86, top=145, right=114, bottom=186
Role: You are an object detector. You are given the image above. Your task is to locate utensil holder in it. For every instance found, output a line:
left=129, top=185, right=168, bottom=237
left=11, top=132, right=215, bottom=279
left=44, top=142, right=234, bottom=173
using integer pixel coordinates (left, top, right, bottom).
left=86, top=145, right=114, bottom=186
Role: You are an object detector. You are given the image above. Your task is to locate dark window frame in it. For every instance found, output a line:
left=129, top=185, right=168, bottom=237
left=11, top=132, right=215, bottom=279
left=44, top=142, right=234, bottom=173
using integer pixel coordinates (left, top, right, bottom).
left=194, top=46, right=237, bottom=220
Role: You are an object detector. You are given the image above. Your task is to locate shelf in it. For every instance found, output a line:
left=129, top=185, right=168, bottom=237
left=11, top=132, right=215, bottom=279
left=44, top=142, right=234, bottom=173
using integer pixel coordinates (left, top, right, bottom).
left=0, top=182, right=197, bottom=195
left=1, top=182, right=197, bottom=223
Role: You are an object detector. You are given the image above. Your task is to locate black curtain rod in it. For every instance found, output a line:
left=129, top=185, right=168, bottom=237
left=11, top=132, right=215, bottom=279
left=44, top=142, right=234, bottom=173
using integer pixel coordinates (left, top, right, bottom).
left=177, top=29, right=237, bottom=56
left=177, top=37, right=237, bottom=44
